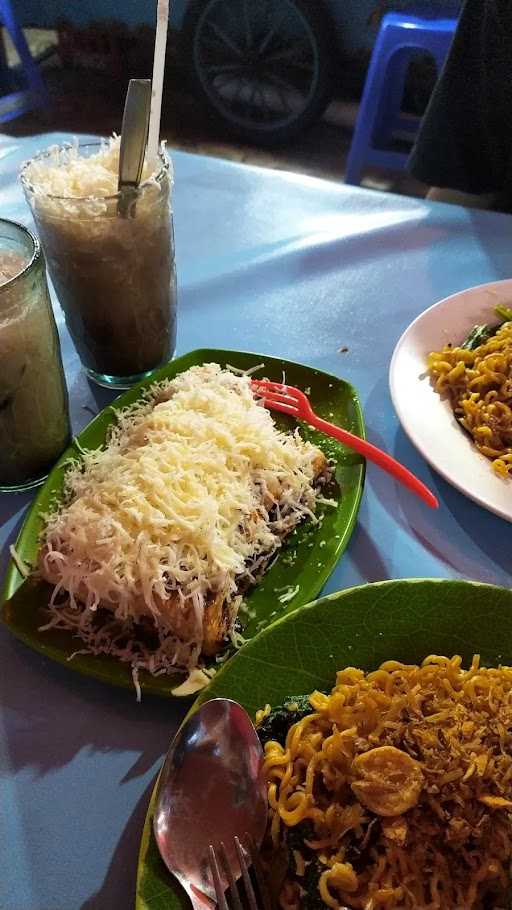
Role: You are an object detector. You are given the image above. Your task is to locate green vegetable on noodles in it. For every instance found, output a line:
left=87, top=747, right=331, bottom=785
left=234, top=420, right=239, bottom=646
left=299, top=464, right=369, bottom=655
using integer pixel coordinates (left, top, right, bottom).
left=301, top=858, right=325, bottom=910
left=495, top=304, right=512, bottom=322
left=257, top=695, right=312, bottom=747
left=281, top=823, right=325, bottom=909
left=461, top=324, right=499, bottom=350
left=257, top=700, right=346, bottom=907
left=461, top=303, right=512, bottom=351
left=286, top=820, right=315, bottom=861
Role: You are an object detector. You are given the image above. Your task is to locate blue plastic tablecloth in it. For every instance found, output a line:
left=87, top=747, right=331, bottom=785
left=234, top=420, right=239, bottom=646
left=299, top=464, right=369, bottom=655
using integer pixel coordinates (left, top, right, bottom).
left=1, top=133, right=511, bottom=910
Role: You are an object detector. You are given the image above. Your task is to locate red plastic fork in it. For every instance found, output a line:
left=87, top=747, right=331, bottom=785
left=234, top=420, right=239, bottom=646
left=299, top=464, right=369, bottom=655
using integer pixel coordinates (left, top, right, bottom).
left=251, top=379, right=439, bottom=510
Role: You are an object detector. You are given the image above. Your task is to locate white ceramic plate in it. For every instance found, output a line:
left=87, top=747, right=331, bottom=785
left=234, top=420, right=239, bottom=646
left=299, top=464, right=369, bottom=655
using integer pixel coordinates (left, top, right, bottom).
left=389, top=279, right=512, bottom=522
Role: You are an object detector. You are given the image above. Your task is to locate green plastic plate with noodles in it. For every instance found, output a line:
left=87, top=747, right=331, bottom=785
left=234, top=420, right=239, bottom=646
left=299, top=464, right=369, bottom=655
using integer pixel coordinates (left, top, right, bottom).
left=135, top=578, right=512, bottom=910
left=0, top=348, right=365, bottom=698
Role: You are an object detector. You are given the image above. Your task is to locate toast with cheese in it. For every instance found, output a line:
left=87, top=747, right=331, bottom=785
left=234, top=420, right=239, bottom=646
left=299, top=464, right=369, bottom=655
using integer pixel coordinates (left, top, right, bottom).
left=38, top=364, right=331, bottom=674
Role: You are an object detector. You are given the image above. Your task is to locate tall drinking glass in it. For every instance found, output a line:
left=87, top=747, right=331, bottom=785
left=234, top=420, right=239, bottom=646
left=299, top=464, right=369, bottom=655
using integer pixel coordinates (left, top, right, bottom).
left=0, top=219, right=70, bottom=492
left=21, top=142, right=177, bottom=388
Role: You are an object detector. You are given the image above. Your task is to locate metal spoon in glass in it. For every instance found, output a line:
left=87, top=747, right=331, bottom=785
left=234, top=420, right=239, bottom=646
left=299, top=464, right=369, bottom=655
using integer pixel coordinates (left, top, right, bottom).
left=153, top=698, right=268, bottom=906
left=117, top=78, right=152, bottom=218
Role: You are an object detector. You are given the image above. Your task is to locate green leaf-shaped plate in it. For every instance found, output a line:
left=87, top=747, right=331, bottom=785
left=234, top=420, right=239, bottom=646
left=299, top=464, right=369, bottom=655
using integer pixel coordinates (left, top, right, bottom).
left=0, top=349, right=365, bottom=697
left=136, top=578, right=512, bottom=909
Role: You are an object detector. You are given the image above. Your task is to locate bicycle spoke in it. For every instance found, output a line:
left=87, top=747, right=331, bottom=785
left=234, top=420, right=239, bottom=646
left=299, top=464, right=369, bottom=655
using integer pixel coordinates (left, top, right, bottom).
left=199, top=34, right=231, bottom=57
left=265, top=69, right=299, bottom=98
left=205, top=20, right=244, bottom=58
left=234, top=76, right=249, bottom=116
left=244, top=79, right=256, bottom=113
left=232, top=75, right=247, bottom=107
left=205, top=62, right=244, bottom=75
left=257, top=6, right=291, bottom=56
left=283, top=58, right=316, bottom=76
left=254, top=83, right=273, bottom=121
left=214, top=72, right=238, bottom=93
left=243, top=0, right=252, bottom=50
left=264, top=77, right=292, bottom=113
left=251, top=83, right=264, bottom=119
left=266, top=41, right=313, bottom=67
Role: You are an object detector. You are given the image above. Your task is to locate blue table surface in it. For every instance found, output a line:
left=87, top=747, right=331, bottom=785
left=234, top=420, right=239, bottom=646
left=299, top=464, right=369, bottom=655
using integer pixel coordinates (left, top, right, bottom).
left=1, top=132, right=512, bottom=910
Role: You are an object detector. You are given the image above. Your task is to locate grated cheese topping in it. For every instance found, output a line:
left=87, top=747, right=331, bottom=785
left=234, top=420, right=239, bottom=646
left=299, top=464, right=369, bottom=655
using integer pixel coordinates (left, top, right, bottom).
left=9, top=544, right=31, bottom=578
left=171, top=667, right=216, bottom=697
left=277, top=584, right=300, bottom=604
left=39, top=364, right=327, bottom=675
left=21, top=136, right=172, bottom=221
left=22, top=135, right=160, bottom=199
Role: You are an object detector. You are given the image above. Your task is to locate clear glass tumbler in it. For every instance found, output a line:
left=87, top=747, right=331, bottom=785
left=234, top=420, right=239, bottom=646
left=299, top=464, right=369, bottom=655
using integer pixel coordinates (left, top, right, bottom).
left=0, top=219, right=70, bottom=492
left=21, top=143, right=177, bottom=388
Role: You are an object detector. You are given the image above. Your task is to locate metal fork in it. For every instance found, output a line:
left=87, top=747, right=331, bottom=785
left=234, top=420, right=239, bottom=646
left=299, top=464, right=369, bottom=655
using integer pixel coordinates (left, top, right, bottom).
left=208, top=834, right=273, bottom=910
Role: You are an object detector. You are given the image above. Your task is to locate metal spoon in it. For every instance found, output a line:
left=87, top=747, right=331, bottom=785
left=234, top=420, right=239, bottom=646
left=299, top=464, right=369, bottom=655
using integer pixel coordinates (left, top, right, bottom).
left=153, top=698, right=268, bottom=904
left=117, top=78, right=152, bottom=218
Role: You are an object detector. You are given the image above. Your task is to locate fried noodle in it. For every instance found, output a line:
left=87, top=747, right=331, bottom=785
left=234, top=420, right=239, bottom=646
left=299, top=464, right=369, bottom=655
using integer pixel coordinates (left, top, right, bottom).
left=260, top=655, right=512, bottom=909
left=428, top=322, right=512, bottom=477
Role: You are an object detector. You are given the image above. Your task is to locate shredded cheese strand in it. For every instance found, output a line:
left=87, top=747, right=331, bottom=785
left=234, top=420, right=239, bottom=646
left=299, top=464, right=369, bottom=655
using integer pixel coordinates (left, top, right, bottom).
left=38, top=364, right=328, bottom=676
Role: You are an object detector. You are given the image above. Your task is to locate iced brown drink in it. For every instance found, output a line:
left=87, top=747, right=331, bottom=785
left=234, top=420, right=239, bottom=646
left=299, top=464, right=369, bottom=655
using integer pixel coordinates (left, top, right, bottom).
left=21, top=139, right=177, bottom=387
left=0, top=220, right=70, bottom=491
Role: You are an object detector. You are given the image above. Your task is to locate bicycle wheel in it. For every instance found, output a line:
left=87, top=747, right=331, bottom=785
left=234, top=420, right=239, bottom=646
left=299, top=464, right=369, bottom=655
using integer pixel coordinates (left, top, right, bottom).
left=182, top=0, right=334, bottom=146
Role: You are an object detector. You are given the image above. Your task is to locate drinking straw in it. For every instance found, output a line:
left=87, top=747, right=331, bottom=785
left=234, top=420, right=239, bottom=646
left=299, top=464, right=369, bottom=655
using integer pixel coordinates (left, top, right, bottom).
left=147, top=0, right=170, bottom=170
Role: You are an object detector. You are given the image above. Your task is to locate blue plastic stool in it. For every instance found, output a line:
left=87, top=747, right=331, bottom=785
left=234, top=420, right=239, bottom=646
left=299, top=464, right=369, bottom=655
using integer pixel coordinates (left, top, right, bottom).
left=0, top=0, right=49, bottom=123
left=345, top=9, right=457, bottom=186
